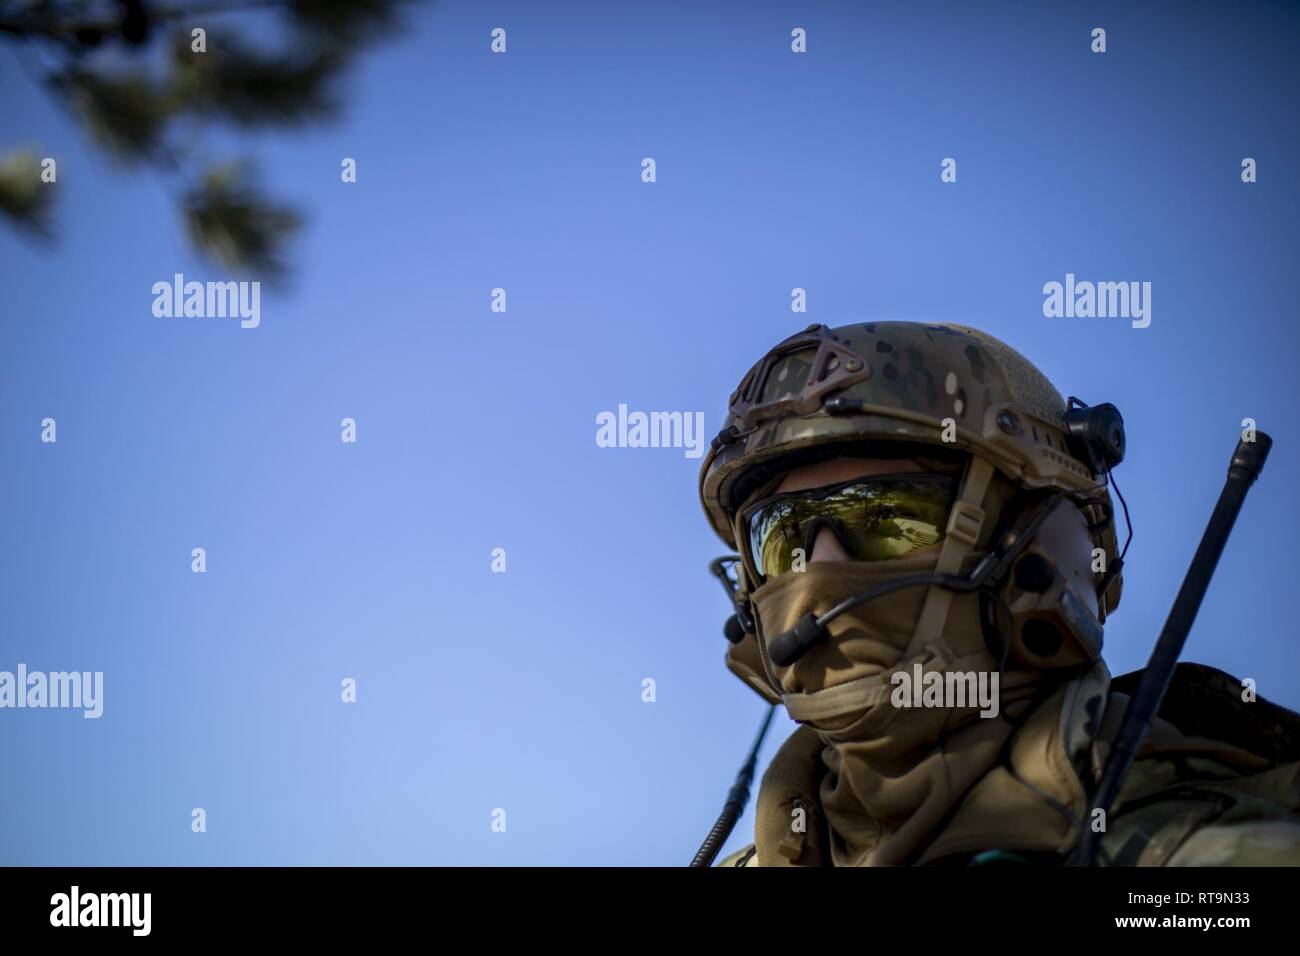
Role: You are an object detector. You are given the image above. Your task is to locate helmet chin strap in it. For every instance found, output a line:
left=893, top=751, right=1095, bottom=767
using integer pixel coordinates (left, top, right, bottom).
left=776, top=457, right=997, bottom=725
left=903, top=456, right=995, bottom=657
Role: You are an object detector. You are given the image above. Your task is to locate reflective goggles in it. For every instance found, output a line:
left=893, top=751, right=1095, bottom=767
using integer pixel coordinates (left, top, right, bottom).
left=742, top=474, right=955, bottom=582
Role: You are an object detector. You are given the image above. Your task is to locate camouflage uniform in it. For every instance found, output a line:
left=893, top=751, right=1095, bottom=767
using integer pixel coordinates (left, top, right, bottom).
left=718, top=661, right=1300, bottom=867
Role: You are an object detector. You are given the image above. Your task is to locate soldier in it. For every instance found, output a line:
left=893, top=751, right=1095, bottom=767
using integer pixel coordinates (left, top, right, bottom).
left=698, top=322, right=1300, bottom=867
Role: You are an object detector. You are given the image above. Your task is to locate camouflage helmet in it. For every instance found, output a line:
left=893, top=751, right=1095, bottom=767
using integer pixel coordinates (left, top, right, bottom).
left=702, top=323, right=1114, bottom=528
left=699, top=322, right=1125, bottom=645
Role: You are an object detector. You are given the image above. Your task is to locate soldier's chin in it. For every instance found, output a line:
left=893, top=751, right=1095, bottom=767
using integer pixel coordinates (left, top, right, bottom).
left=775, top=628, right=900, bottom=697
left=802, top=707, right=872, bottom=734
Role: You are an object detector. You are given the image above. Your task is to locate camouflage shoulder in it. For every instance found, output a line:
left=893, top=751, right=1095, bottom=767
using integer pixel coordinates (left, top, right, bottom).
left=1107, top=661, right=1300, bottom=765
left=716, top=844, right=759, bottom=868
left=1096, top=662, right=1300, bottom=866
left=1165, top=819, right=1300, bottom=866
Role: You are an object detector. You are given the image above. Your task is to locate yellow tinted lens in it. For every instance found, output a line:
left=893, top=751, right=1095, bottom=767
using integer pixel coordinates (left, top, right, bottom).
left=828, top=481, right=950, bottom=560
left=748, top=477, right=951, bottom=577
left=749, top=498, right=803, bottom=578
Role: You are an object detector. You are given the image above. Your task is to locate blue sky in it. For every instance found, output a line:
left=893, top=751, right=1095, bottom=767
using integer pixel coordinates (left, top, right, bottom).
left=2, top=0, right=1298, bottom=865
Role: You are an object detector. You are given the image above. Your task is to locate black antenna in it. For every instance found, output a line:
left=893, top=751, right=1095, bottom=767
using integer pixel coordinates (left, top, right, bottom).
left=1070, top=432, right=1272, bottom=866
left=689, top=705, right=777, bottom=867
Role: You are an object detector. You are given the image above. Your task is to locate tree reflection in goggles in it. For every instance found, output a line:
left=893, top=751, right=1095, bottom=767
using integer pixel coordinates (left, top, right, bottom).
left=744, top=474, right=955, bottom=581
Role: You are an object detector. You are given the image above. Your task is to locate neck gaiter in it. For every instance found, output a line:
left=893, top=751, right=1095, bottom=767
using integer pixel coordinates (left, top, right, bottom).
left=749, top=556, right=1042, bottom=866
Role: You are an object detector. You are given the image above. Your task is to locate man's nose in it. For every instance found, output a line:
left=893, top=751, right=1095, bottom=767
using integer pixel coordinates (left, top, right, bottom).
left=807, top=526, right=851, bottom=563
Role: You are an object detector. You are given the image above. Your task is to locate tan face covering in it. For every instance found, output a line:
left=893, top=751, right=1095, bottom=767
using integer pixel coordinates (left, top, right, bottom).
left=749, top=554, right=1043, bottom=866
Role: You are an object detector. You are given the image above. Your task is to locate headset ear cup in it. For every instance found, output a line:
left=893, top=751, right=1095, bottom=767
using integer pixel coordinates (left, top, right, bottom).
left=999, top=579, right=1098, bottom=668
left=983, top=575, right=1088, bottom=670
left=993, top=502, right=1107, bottom=668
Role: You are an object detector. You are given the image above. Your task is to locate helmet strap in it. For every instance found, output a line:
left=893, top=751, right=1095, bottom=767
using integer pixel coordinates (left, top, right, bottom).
left=902, top=456, right=995, bottom=660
